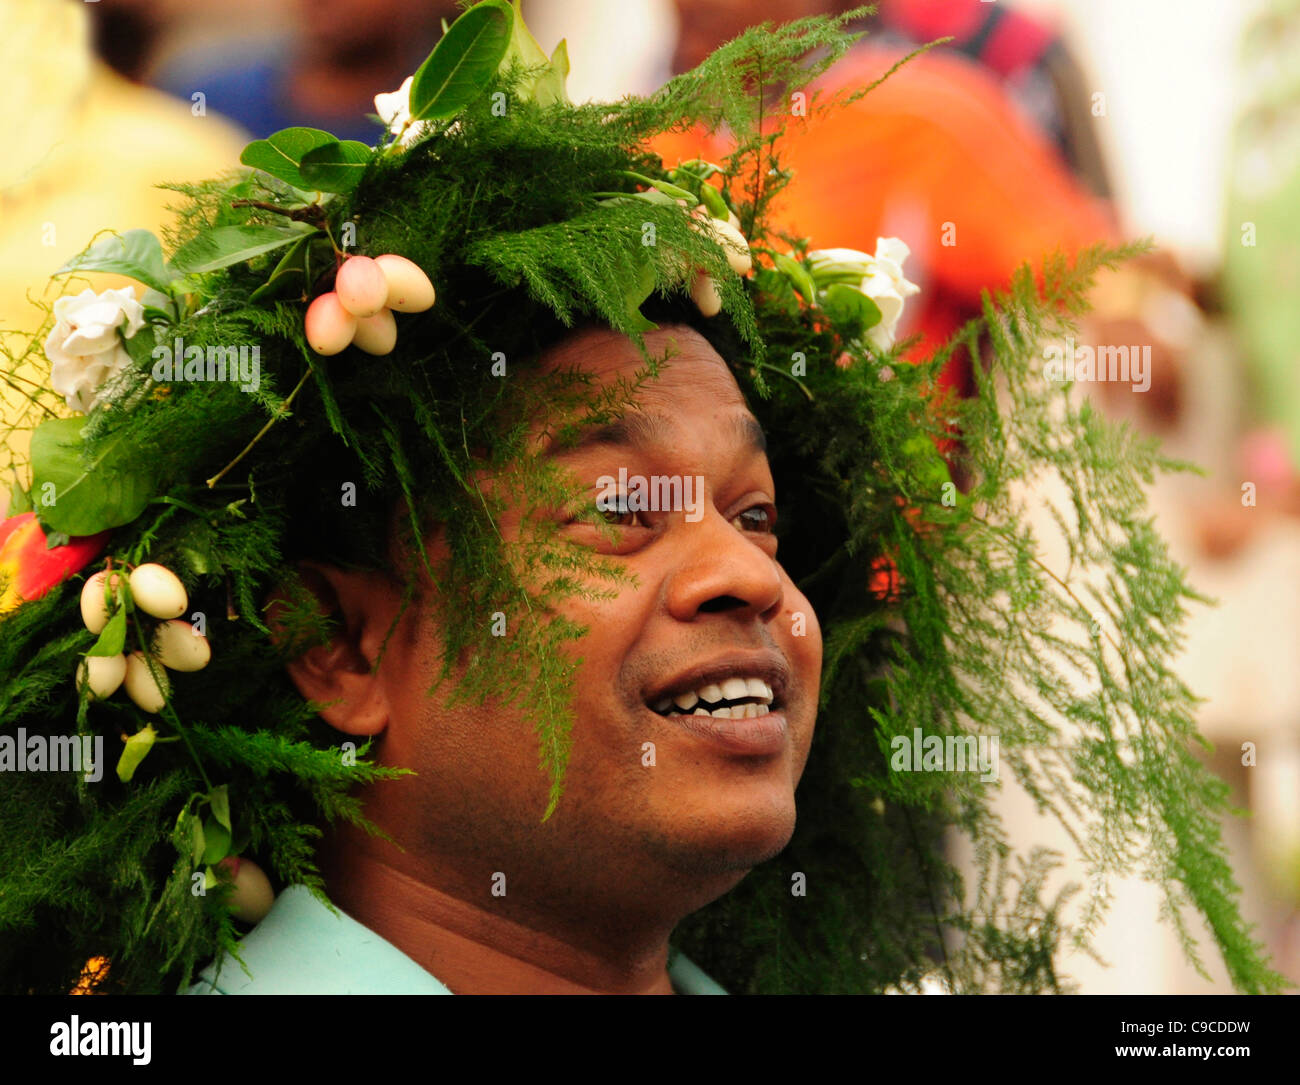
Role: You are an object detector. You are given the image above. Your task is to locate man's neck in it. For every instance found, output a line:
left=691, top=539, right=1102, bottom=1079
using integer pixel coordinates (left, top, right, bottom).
left=320, top=839, right=679, bottom=994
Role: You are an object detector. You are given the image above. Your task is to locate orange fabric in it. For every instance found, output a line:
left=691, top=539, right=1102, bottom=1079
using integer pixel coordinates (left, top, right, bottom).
left=652, top=44, right=1119, bottom=362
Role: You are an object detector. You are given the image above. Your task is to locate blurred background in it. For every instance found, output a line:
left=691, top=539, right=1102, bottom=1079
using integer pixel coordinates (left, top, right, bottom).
left=4, top=0, right=1298, bottom=992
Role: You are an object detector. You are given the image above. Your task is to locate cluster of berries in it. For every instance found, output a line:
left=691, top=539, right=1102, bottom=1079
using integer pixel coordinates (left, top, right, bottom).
left=304, top=253, right=436, bottom=356
left=76, top=563, right=210, bottom=712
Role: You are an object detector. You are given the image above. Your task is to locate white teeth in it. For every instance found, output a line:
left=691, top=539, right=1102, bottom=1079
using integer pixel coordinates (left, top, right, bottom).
left=652, top=675, right=777, bottom=714
left=713, top=706, right=733, bottom=719
left=719, top=677, right=749, bottom=700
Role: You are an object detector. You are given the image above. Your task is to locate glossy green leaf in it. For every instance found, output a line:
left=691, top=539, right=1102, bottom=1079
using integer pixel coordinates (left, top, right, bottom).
left=239, top=127, right=338, bottom=188
left=30, top=418, right=158, bottom=536
left=55, top=229, right=176, bottom=294
left=298, top=140, right=373, bottom=193
left=409, top=0, right=513, bottom=122
left=171, top=225, right=315, bottom=275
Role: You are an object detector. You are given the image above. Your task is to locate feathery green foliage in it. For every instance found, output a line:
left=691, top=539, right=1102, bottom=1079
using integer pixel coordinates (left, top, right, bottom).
left=0, top=3, right=1282, bottom=994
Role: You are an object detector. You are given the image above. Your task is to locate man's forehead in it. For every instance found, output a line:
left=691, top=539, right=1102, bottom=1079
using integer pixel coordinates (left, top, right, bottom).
left=548, top=410, right=767, bottom=457
left=539, top=324, right=736, bottom=386
left=534, top=325, right=760, bottom=455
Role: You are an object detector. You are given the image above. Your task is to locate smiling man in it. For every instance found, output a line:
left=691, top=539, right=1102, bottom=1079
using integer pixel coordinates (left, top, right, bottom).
left=188, top=324, right=821, bottom=995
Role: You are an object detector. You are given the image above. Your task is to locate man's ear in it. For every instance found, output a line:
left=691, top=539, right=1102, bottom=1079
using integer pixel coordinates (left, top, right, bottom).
left=267, top=561, right=403, bottom=737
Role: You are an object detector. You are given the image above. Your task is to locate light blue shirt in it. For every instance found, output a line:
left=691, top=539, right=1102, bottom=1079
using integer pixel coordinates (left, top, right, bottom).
left=188, top=884, right=727, bottom=994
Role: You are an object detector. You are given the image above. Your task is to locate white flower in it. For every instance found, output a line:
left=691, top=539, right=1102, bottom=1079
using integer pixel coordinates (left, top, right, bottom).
left=374, top=76, right=429, bottom=150
left=807, top=237, right=921, bottom=351
left=44, top=287, right=145, bottom=413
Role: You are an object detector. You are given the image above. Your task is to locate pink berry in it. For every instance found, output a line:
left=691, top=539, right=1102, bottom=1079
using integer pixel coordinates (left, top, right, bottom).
left=335, top=256, right=390, bottom=318
left=304, top=292, right=357, bottom=355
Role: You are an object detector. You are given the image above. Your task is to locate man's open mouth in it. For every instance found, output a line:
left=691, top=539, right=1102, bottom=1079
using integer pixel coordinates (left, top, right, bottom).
left=648, top=677, right=776, bottom=720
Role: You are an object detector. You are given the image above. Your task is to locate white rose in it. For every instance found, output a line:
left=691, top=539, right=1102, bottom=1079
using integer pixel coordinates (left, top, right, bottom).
left=44, top=287, right=145, bottom=413
left=807, top=237, right=921, bottom=352
left=374, top=76, right=429, bottom=150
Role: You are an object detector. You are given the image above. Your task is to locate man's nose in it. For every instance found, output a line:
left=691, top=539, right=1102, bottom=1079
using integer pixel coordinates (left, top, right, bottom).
left=662, top=507, right=784, bottom=622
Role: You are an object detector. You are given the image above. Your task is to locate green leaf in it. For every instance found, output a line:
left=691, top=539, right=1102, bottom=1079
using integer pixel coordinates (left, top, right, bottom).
left=248, top=234, right=313, bottom=304
left=773, top=253, right=817, bottom=304
left=500, top=1, right=570, bottom=105
left=190, top=816, right=206, bottom=868
left=622, top=252, right=658, bottom=333
left=55, top=229, right=176, bottom=294
left=298, top=140, right=373, bottom=193
left=533, top=39, right=571, bottom=107
left=239, top=127, right=339, bottom=188
left=116, top=724, right=157, bottom=784
left=698, top=184, right=729, bottom=220
left=171, top=225, right=315, bottom=275
left=121, top=325, right=157, bottom=369
left=409, top=0, right=513, bottom=122
left=821, top=282, right=882, bottom=336
left=86, top=606, right=126, bottom=657
left=208, top=785, right=232, bottom=833
left=202, top=818, right=232, bottom=865
left=622, top=171, right=698, bottom=204
left=30, top=417, right=158, bottom=536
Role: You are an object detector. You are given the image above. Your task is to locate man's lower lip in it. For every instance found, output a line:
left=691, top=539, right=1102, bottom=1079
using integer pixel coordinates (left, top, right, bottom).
left=662, top=709, right=788, bottom=756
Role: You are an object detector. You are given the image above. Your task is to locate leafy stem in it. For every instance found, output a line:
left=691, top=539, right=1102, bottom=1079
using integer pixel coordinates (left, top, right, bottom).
left=205, top=366, right=313, bottom=488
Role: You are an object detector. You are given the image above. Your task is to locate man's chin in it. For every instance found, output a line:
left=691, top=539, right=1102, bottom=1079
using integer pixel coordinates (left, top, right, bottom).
left=642, top=802, right=798, bottom=884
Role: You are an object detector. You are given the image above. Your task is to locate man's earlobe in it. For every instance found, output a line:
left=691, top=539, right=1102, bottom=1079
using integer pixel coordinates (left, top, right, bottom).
left=267, top=562, right=397, bottom=737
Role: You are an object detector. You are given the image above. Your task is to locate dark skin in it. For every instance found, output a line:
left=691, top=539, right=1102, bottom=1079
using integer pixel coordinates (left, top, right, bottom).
left=281, top=325, right=822, bottom=993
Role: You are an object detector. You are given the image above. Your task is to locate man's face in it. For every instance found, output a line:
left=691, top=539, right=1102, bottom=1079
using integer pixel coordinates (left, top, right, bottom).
left=366, top=325, right=821, bottom=925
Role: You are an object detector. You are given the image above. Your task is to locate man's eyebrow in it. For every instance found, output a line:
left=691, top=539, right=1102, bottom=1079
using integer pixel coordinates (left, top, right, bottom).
left=544, top=412, right=766, bottom=455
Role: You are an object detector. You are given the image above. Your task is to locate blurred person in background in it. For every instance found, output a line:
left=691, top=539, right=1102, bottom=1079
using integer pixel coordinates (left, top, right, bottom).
left=0, top=0, right=244, bottom=334
left=871, top=0, right=1114, bottom=201
left=0, top=0, right=245, bottom=514
left=143, top=0, right=464, bottom=142
left=662, top=0, right=1197, bottom=430
left=662, top=0, right=1117, bottom=406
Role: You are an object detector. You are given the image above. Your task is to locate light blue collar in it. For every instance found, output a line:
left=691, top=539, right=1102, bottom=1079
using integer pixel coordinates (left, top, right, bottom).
left=189, top=884, right=727, bottom=994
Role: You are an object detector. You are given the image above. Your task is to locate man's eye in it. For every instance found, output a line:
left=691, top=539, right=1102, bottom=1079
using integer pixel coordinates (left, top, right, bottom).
left=733, top=505, right=775, bottom=533
left=594, top=494, right=637, bottom=528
